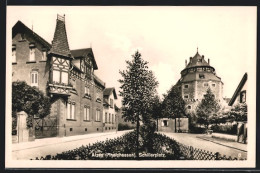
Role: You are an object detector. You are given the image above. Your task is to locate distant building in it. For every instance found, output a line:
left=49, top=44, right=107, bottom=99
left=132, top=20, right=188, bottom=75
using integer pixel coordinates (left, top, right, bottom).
left=158, top=49, right=224, bottom=133
left=12, top=15, right=106, bottom=138
left=103, top=87, right=118, bottom=132
left=176, top=49, right=224, bottom=112
left=228, top=73, right=247, bottom=106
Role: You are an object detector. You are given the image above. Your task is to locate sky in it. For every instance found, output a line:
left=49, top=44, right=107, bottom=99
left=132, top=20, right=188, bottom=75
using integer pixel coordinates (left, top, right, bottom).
left=7, top=6, right=256, bottom=107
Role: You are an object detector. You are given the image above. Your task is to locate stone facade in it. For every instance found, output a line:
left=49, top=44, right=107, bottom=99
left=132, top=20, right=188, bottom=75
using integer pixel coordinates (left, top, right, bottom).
left=12, top=15, right=106, bottom=138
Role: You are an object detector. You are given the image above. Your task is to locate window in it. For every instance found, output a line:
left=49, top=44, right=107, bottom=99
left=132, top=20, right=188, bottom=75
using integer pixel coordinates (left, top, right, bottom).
left=85, top=86, right=90, bottom=95
left=184, top=95, right=189, bottom=99
left=187, top=105, right=192, bottom=109
left=112, top=114, right=114, bottom=124
left=204, top=83, right=208, bottom=87
left=109, top=113, right=111, bottom=123
left=240, top=90, right=246, bottom=103
left=105, top=112, right=108, bottom=123
left=53, top=70, right=60, bottom=83
left=84, top=106, right=90, bottom=121
left=110, top=98, right=113, bottom=108
left=61, top=71, right=68, bottom=84
left=29, top=47, right=35, bottom=61
left=67, top=102, right=75, bottom=120
left=162, top=120, right=169, bottom=127
left=95, top=109, right=101, bottom=121
left=184, top=84, right=189, bottom=88
left=42, top=51, right=47, bottom=61
left=212, top=83, right=216, bottom=87
left=31, top=71, right=38, bottom=87
left=197, top=59, right=202, bottom=62
left=12, top=45, right=16, bottom=63
left=52, top=70, right=68, bottom=85
left=199, top=74, right=205, bottom=79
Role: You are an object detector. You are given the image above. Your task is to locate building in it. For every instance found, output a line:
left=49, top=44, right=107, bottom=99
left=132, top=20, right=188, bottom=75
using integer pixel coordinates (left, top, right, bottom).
left=103, top=87, right=118, bottom=132
left=12, top=15, right=106, bottom=138
left=177, top=49, right=224, bottom=112
left=228, top=73, right=247, bottom=144
left=228, top=73, right=247, bottom=106
left=158, top=49, right=223, bottom=133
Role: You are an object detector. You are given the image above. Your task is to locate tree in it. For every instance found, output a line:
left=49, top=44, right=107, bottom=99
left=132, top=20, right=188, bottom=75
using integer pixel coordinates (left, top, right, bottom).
left=196, top=88, right=220, bottom=129
left=161, top=85, right=186, bottom=132
left=150, top=95, right=162, bottom=132
left=118, top=51, right=158, bottom=157
left=229, top=103, right=247, bottom=123
left=12, top=81, right=51, bottom=129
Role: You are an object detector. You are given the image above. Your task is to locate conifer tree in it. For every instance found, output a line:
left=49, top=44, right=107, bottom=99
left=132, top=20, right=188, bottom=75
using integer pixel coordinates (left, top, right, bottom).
left=119, top=51, right=158, bottom=157
left=161, top=85, right=186, bottom=132
left=196, top=88, right=220, bottom=129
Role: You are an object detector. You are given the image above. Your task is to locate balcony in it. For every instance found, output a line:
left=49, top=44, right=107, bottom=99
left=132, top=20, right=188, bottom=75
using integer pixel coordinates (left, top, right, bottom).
left=47, top=81, right=73, bottom=96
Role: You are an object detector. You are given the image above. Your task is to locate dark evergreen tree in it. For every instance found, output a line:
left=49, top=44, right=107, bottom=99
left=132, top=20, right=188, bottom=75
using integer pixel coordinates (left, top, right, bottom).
left=196, top=88, right=220, bottom=129
left=12, top=81, right=51, bottom=129
left=161, top=85, right=186, bottom=132
left=118, top=51, right=158, bottom=157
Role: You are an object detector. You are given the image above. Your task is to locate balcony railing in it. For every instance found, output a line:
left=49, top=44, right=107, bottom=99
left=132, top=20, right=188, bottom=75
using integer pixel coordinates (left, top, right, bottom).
left=47, top=81, right=73, bottom=96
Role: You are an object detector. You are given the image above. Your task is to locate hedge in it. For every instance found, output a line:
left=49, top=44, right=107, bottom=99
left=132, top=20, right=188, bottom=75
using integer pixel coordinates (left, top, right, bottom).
left=33, top=131, right=183, bottom=160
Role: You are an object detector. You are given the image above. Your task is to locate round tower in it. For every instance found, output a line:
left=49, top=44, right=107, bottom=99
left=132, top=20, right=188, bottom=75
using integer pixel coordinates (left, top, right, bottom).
left=177, top=49, right=223, bottom=111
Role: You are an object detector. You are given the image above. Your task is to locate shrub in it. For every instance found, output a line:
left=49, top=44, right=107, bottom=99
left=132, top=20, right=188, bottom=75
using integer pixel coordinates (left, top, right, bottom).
left=189, top=125, right=206, bottom=134
left=210, top=124, right=237, bottom=135
left=118, top=123, right=135, bottom=131
left=33, top=131, right=183, bottom=160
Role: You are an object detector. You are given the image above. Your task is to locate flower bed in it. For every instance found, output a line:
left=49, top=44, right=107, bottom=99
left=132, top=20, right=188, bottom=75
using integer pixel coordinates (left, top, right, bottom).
left=33, top=131, right=183, bottom=160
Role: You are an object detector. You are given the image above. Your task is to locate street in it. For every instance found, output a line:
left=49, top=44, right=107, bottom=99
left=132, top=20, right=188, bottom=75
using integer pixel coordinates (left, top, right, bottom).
left=160, top=132, right=247, bottom=159
left=12, top=130, right=131, bottom=160
left=12, top=130, right=247, bottom=160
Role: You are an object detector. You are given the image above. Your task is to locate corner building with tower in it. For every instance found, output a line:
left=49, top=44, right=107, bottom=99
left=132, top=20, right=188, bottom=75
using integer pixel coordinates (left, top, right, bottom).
left=11, top=15, right=119, bottom=139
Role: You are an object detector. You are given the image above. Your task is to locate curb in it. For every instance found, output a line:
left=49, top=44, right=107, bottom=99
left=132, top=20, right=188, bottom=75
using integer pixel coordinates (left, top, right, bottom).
left=196, top=136, right=247, bottom=153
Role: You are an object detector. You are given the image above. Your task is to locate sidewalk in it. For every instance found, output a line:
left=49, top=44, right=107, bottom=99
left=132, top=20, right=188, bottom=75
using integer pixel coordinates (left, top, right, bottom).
left=196, top=134, right=247, bottom=152
left=12, top=130, right=132, bottom=159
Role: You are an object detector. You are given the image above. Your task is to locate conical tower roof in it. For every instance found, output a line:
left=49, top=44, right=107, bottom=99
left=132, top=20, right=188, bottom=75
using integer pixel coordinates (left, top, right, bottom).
left=186, top=50, right=210, bottom=69
left=50, top=14, right=72, bottom=58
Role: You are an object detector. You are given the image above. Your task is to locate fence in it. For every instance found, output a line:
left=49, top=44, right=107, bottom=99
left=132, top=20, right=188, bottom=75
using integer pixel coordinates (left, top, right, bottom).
left=177, top=142, right=246, bottom=160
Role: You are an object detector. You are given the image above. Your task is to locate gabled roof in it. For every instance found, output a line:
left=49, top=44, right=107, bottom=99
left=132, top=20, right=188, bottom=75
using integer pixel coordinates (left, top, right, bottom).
left=71, top=48, right=98, bottom=70
left=103, top=87, right=118, bottom=99
left=12, top=20, right=51, bottom=49
left=50, top=15, right=72, bottom=58
left=94, top=74, right=106, bottom=88
left=228, top=73, right=247, bottom=106
left=114, top=104, right=120, bottom=111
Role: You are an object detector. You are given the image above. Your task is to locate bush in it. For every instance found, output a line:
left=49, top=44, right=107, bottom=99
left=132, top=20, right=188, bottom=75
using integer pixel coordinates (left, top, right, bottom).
left=118, top=123, right=135, bottom=131
left=189, top=125, right=206, bottom=134
left=33, top=131, right=183, bottom=160
left=210, top=124, right=237, bottom=135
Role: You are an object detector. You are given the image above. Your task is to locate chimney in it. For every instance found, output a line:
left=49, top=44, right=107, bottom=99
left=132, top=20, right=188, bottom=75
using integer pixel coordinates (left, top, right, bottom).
left=208, top=58, right=210, bottom=65
left=190, top=57, right=192, bottom=62
left=185, top=60, right=187, bottom=66
left=202, top=55, right=204, bottom=59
